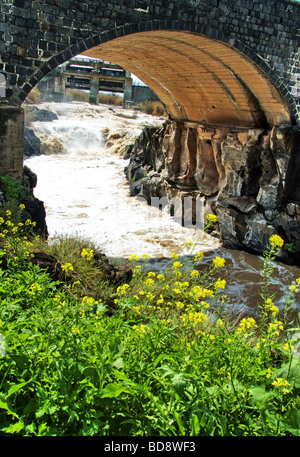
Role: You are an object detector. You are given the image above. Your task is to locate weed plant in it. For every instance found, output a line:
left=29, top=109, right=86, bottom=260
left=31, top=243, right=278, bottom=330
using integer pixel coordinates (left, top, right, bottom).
left=0, top=206, right=299, bottom=436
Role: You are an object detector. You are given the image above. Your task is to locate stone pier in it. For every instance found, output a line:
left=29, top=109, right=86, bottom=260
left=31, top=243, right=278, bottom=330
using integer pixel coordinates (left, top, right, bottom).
left=0, top=106, right=24, bottom=178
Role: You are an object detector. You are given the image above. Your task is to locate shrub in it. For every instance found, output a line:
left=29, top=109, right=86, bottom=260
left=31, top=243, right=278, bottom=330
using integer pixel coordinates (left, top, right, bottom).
left=98, top=92, right=123, bottom=106
left=65, top=89, right=89, bottom=103
left=139, top=100, right=166, bottom=117
left=0, top=208, right=299, bottom=436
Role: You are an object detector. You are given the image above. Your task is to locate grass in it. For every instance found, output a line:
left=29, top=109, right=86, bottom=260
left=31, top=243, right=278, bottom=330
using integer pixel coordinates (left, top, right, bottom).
left=138, top=100, right=166, bottom=117
left=0, top=193, right=300, bottom=436
left=98, top=92, right=123, bottom=106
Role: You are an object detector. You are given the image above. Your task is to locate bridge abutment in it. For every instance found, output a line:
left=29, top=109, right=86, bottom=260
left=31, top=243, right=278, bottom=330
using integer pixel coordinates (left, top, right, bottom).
left=0, top=106, right=24, bottom=178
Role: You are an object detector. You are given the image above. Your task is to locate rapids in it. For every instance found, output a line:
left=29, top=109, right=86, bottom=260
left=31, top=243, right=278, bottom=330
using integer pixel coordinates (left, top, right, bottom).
left=24, top=102, right=300, bottom=317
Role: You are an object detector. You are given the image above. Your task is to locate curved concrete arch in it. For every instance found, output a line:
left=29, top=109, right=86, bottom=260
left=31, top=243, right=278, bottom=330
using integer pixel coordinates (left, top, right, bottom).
left=25, top=20, right=298, bottom=128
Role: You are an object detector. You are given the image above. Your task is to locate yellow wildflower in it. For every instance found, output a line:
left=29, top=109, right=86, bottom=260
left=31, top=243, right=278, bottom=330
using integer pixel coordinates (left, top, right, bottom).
left=185, top=238, right=194, bottom=246
left=29, top=283, right=42, bottom=294
left=282, top=342, right=292, bottom=352
left=191, top=285, right=214, bottom=299
left=268, top=320, right=284, bottom=336
left=117, top=283, right=131, bottom=295
left=147, top=271, right=156, bottom=278
left=264, top=298, right=279, bottom=317
left=170, top=252, right=178, bottom=260
left=173, top=261, right=183, bottom=269
left=217, top=319, right=225, bottom=328
left=157, top=273, right=165, bottom=281
left=214, top=278, right=226, bottom=290
left=19, top=204, right=25, bottom=210
left=213, top=256, right=225, bottom=268
left=272, top=378, right=290, bottom=389
left=133, top=324, right=147, bottom=335
left=61, top=263, right=74, bottom=274
left=194, top=252, right=204, bottom=263
left=269, top=234, right=284, bottom=248
left=190, top=269, right=200, bottom=278
left=206, top=213, right=217, bottom=223
left=266, top=368, right=273, bottom=379
left=82, top=296, right=95, bottom=306
left=157, top=295, right=164, bottom=305
left=237, top=317, right=257, bottom=335
left=81, top=248, right=94, bottom=261
left=181, top=311, right=208, bottom=327
left=129, top=254, right=140, bottom=261
left=72, top=327, right=81, bottom=335
left=289, top=285, right=298, bottom=293
left=173, top=288, right=182, bottom=294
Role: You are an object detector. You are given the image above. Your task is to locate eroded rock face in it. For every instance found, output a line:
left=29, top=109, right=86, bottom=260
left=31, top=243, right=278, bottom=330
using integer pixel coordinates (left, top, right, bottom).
left=125, top=120, right=300, bottom=265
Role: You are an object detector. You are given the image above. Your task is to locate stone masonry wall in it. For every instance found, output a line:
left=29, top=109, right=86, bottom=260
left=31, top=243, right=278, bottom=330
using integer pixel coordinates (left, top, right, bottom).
left=0, top=0, right=299, bottom=118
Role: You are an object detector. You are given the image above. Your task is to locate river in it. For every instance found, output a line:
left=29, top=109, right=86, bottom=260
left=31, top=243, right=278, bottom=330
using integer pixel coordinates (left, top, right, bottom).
left=24, top=102, right=300, bottom=318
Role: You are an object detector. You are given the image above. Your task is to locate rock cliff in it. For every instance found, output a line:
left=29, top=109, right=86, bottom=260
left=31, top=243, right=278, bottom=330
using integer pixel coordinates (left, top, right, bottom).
left=124, top=120, right=300, bottom=265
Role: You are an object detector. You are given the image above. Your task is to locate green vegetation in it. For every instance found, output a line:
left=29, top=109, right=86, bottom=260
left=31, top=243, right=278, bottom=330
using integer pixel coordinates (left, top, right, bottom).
left=0, top=197, right=299, bottom=436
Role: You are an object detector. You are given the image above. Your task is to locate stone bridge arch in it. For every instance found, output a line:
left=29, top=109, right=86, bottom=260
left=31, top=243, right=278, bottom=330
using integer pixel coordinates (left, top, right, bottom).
left=13, top=21, right=300, bottom=129
left=0, top=1, right=299, bottom=261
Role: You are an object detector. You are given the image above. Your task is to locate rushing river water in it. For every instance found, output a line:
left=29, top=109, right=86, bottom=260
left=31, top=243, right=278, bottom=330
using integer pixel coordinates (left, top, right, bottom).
left=25, top=102, right=300, bottom=317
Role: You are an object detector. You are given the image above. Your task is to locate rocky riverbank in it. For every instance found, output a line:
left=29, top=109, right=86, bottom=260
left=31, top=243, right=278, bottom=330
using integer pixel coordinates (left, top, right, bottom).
left=124, top=120, right=300, bottom=266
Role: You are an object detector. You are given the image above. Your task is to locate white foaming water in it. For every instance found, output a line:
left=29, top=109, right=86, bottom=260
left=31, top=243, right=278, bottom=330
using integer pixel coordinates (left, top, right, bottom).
left=25, top=102, right=219, bottom=259
left=25, top=102, right=300, bottom=315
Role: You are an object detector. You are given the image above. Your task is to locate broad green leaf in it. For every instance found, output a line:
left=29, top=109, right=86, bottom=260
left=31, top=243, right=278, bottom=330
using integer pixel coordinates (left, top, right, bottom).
left=38, top=422, right=48, bottom=435
left=152, top=353, right=175, bottom=368
left=282, top=409, right=300, bottom=435
left=113, top=357, right=124, bottom=369
left=0, top=399, right=19, bottom=419
left=35, top=406, right=48, bottom=418
left=98, top=382, right=132, bottom=398
left=249, top=384, right=274, bottom=407
left=173, top=410, right=186, bottom=435
left=190, top=412, right=200, bottom=436
left=6, top=379, right=34, bottom=399
left=5, top=420, right=24, bottom=434
left=171, top=373, right=186, bottom=395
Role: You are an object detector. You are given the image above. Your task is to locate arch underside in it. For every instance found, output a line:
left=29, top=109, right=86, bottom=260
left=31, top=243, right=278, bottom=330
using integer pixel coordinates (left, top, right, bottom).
left=81, top=30, right=292, bottom=129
